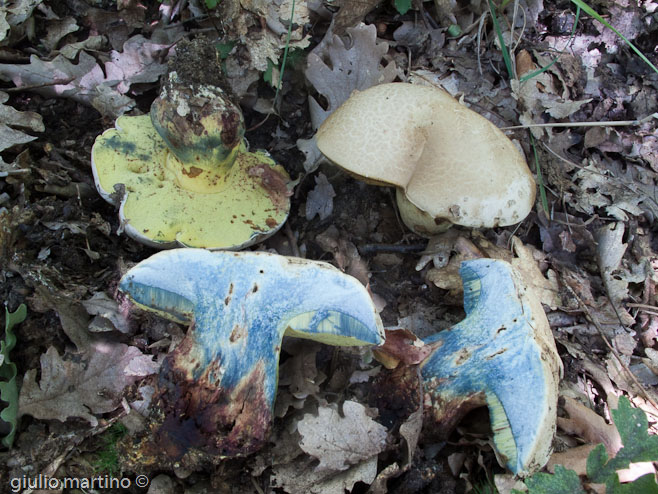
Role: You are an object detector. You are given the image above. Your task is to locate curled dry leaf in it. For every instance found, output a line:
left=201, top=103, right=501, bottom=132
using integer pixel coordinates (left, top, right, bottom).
left=373, top=329, right=432, bottom=369
left=558, top=396, right=622, bottom=455
left=82, top=291, right=131, bottom=334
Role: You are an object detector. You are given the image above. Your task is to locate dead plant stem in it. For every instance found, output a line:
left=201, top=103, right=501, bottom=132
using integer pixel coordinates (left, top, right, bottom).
left=501, top=113, right=658, bottom=130
left=562, top=279, right=658, bottom=410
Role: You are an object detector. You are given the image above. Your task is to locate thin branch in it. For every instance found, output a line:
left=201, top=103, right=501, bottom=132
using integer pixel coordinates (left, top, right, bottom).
left=500, top=113, right=658, bottom=130
left=562, top=278, right=658, bottom=410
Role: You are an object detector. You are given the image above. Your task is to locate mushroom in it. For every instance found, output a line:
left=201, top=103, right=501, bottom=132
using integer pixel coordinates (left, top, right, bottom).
left=420, top=258, right=561, bottom=476
left=316, top=83, right=536, bottom=235
left=91, top=50, right=290, bottom=249
left=119, top=248, right=384, bottom=467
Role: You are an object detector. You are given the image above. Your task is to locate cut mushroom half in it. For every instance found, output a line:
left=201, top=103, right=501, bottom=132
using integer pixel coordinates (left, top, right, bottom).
left=119, top=249, right=384, bottom=468
left=317, top=83, right=536, bottom=235
left=421, top=258, right=561, bottom=476
left=91, top=43, right=291, bottom=250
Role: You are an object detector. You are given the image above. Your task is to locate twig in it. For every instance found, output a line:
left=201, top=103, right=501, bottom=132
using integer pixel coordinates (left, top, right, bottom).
left=500, top=113, right=658, bottom=130
left=359, top=243, right=427, bottom=256
left=5, top=77, right=76, bottom=92
left=0, top=169, right=30, bottom=177
left=562, top=278, right=658, bottom=410
left=627, top=303, right=658, bottom=317
left=284, top=222, right=300, bottom=258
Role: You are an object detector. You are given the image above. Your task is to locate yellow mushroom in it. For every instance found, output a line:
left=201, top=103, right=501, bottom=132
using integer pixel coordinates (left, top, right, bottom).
left=91, top=72, right=291, bottom=250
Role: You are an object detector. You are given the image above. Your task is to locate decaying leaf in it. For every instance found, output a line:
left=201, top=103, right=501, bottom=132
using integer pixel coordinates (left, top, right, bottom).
left=548, top=444, right=597, bottom=477
left=278, top=341, right=323, bottom=400
left=0, top=90, right=44, bottom=167
left=82, top=292, right=131, bottom=334
left=103, top=34, right=172, bottom=94
left=569, top=156, right=658, bottom=221
left=0, top=31, right=178, bottom=117
left=0, top=52, right=131, bottom=117
left=0, top=0, right=42, bottom=45
left=305, top=23, right=398, bottom=130
left=272, top=454, right=378, bottom=494
left=512, top=50, right=592, bottom=138
left=1, top=304, right=26, bottom=448
left=596, top=222, right=640, bottom=327
left=315, top=225, right=370, bottom=286
left=426, top=234, right=562, bottom=309
left=305, top=173, right=336, bottom=221
left=557, top=396, right=622, bottom=455
left=399, top=407, right=423, bottom=465
left=373, top=329, right=432, bottom=369
left=43, top=16, right=78, bottom=52
left=19, top=342, right=158, bottom=426
left=297, top=400, right=387, bottom=472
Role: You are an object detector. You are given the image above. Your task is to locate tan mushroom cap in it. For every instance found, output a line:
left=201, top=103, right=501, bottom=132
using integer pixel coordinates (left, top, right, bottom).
left=316, top=83, right=536, bottom=234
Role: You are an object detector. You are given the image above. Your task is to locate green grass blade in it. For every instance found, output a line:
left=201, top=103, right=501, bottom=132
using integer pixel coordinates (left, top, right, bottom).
left=519, top=7, right=581, bottom=83
left=570, top=0, right=658, bottom=75
left=273, top=0, right=296, bottom=109
left=488, top=0, right=515, bottom=79
left=530, top=132, right=549, bottom=216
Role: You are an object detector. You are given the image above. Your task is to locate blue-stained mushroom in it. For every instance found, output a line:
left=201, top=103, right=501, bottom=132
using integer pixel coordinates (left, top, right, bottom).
left=118, top=248, right=384, bottom=467
left=421, top=259, right=561, bottom=476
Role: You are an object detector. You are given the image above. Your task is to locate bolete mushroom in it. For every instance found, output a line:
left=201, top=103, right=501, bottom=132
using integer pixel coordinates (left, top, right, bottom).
left=91, top=43, right=290, bottom=249
left=420, top=258, right=561, bottom=476
left=119, top=248, right=384, bottom=467
left=316, top=83, right=536, bottom=235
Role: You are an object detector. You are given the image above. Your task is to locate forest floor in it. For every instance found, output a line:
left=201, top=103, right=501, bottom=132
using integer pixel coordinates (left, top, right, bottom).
left=1, top=0, right=658, bottom=493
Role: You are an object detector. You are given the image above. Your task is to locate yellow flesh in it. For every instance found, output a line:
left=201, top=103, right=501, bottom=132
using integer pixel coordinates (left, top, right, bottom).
left=92, top=115, right=290, bottom=249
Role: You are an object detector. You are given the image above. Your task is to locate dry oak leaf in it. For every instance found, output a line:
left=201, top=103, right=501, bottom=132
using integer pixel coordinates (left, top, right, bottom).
left=19, top=342, right=158, bottom=426
left=298, top=400, right=387, bottom=472
left=272, top=455, right=378, bottom=494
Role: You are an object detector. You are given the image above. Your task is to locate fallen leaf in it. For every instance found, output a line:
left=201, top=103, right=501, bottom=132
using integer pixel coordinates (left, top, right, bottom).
left=368, top=462, right=403, bottom=494
left=272, top=454, right=378, bottom=494
left=0, top=29, right=179, bottom=117
left=399, top=407, right=423, bottom=465
left=0, top=0, right=41, bottom=45
left=103, top=34, right=171, bottom=94
left=43, top=17, right=78, bottom=52
left=82, top=292, right=131, bottom=334
left=297, top=400, right=387, bottom=472
left=373, top=329, right=432, bottom=369
left=305, top=173, right=336, bottom=221
left=19, top=342, right=157, bottom=426
left=548, top=444, right=597, bottom=476
left=0, top=91, right=44, bottom=167
left=557, top=396, right=622, bottom=454
left=596, top=222, right=636, bottom=326
left=278, top=341, right=323, bottom=400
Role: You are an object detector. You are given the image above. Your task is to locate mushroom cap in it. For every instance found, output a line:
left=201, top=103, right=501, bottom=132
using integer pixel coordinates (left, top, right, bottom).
left=91, top=115, right=290, bottom=250
left=316, top=83, right=536, bottom=233
left=421, top=259, right=560, bottom=475
left=119, top=248, right=384, bottom=462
